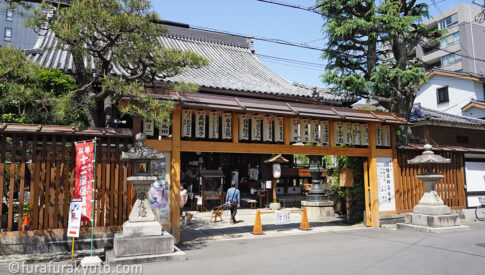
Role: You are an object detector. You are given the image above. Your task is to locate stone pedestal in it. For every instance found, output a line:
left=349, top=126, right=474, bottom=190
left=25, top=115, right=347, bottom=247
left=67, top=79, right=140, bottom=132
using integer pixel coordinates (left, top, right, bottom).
left=397, top=174, right=469, bottom=233
left=269, top=202, right=281, bottom=210
left=301, top=201, right=334, bottom=220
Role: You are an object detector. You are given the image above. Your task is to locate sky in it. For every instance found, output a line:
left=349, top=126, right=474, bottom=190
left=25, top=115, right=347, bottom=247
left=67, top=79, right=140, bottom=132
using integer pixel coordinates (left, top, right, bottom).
left=153, top=0, right=475, bottom=88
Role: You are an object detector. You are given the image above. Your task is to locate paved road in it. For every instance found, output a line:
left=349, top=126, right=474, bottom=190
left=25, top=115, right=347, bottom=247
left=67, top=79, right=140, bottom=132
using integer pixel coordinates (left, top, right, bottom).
left=143, top=222, right=485, bottom=275
left=1, top=222, right=484, bottom=274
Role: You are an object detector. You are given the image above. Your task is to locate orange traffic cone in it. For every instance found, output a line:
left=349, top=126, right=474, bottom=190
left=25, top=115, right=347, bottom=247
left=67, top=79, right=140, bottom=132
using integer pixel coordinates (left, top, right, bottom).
left=252, top=210, right=263, bottom=235
left=22, top=214, right=29, bottom=232
left=300, top=207, right=310, bottom=231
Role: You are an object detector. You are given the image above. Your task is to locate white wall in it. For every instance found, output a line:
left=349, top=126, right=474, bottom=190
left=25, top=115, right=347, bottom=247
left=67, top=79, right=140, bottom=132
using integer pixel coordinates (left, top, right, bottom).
left=415, top=74, right=483, bottom=116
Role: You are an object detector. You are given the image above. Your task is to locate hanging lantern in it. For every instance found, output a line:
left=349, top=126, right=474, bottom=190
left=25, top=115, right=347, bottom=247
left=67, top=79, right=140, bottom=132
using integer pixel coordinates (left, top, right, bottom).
left=143, top=119, right=154, bottom=136
left=360, top=124, right=369, bottom=145
left=222, top=113, right=232, bottom=140
left=251, top=114, right=263, bottom=141
left=311, top=119, right=320, bottom=144
left=290, top=117, right=300, bottom=143
left=181, top=109, right=193, bottom=138
left=343, top=122, right=352, bottom=145
left=376, top=124, right=383, bottom=146
left=352, top=123, right=361, bottom=145
left=382, top=125, right=391, bottom=147
left=320, top=120, right=329, bottom=145
left=239, top=113, right=250, bottom=141
left=208, top=111, right=220, bottom=139
left=274, top=117, right=284, bottom=143
left=195, top=110, right=206, bottom=139
left=334, top=122, right=344, bottom=145
left=301, top=118, right=310, bottom=143
left=263, top=116, right=273, bottom=142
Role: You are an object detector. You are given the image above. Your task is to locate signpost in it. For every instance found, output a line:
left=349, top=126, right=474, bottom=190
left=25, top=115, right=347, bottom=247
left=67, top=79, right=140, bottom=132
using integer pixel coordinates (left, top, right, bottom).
left=67, top=198, right=82, bottom=261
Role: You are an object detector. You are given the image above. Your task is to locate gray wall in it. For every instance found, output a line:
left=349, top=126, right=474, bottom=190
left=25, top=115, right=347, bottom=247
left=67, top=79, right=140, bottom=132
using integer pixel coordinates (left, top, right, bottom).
left=0, top=1, right=38, bottom=49
left=460, top=23, right=485, bottom=76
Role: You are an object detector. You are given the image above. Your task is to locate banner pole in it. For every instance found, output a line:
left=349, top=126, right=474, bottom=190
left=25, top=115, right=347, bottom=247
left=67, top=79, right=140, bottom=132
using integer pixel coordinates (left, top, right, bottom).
left=90, top=137, right=97, bottom=257
left=71, top=237, right=75, bottom=261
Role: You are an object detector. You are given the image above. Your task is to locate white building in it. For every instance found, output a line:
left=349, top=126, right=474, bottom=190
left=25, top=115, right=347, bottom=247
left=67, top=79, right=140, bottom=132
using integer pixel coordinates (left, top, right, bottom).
left=415, top=69, right=485, bottom=119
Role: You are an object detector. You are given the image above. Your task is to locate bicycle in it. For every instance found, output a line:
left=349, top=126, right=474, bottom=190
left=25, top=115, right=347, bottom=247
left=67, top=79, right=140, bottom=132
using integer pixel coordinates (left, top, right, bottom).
left=475, top=197, right=485, bottom=221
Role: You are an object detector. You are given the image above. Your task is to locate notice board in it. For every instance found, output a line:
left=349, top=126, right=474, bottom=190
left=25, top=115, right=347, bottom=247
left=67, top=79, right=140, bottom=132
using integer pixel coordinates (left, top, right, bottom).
left=377, top=157, right=396, bottom=212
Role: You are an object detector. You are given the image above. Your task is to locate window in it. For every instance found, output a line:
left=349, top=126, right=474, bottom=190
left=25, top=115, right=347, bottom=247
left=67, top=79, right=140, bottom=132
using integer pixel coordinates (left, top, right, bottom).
left=4, top=27, right=12, bottom=42
left=439, top=13, right=458, bottom=29
left=456, top=136, right=469, bottom=144
left=437, top=86, right=449, bottom=104
left=440, top=32, right=460, bottom=49
left=6, top=8, right=13, bottom=22
left=441, top=51, right=461, bottom=67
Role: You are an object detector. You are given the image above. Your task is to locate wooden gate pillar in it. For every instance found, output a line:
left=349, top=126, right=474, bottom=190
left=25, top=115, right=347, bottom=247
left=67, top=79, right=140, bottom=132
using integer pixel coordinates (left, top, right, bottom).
left=170, top=106, right=182, bottom=243
left=366, top=122, right=380, bottom=227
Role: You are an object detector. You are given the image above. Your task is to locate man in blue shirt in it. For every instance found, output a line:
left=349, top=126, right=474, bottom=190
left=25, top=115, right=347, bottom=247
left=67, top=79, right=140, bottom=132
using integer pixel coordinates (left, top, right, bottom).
left=225, top=182, right=240, bottom=224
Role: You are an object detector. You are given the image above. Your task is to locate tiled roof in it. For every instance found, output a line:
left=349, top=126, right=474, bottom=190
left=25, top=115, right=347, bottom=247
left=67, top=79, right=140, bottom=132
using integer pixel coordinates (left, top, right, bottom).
left=410, top=104, right=485, bottom=127
left=26, top=24, right=351, bottom=104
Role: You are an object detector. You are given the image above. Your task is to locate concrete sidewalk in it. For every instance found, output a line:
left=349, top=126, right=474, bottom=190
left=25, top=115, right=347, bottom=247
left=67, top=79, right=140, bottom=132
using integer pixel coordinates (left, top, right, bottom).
left=180, top=208, right=363, bottom=243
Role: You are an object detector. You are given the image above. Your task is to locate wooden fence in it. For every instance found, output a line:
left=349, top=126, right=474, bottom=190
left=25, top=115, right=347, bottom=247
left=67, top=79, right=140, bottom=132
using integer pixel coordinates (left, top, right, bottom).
left=0, top=124, right=134, bottom=232
left=395, top=148, right=466, bottom=212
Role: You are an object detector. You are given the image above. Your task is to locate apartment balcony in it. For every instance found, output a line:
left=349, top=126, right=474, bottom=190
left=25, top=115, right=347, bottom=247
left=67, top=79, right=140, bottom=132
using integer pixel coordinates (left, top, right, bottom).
left=421, top=43, right=461, bottom=64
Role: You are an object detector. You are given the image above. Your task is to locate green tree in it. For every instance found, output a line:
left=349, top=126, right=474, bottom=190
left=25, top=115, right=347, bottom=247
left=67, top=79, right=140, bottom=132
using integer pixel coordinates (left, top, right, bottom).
left=0, top=46, right=82, bottom=125
left=25, top=0, right=208, bottom=127
left=318, top=0, right=442, bottom=123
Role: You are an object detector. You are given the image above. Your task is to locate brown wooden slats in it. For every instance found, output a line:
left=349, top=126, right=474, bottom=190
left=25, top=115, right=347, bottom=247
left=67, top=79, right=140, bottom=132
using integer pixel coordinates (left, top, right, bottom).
left=395, top=149, right=466, bottom=213
left=0, top=132, right=132, bottom=232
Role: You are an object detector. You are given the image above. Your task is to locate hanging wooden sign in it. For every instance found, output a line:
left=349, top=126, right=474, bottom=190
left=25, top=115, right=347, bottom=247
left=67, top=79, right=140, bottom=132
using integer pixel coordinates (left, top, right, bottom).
left=143, top=119, right=154, bottom=136
left=360, top=124, right=369, bottom=145
left=334, top=122, right=344, bottom=145
left=343, top=122, right=352, bottom=145
left=376, top=124, right=382, bottom=146
left=239, top=114, right=250, bottom=141
left=222, top=113, right=232, bottom=140
left=382, top=125, right=391, bottom=147
left=352, top=123, right=360, bottom=145
left=182, top=109, right=193, bottom=138
left=263, top=116, right=273, bottom=142
left=320, top=120, right=329, bottom=145
left=208, top=111, right=220, bottom=139
left=301, top=118, right=310, bottom=143
left=195, top=110, right=206, bottom=139
left=159, top=118, right=170, bottom=137
left=290, top=117, right=300, bottom=143
left=251, top=114, right=263, bottom=141
left=311, top=120, right=320, bottom=144
left=274, top=117, right=284, bottom=143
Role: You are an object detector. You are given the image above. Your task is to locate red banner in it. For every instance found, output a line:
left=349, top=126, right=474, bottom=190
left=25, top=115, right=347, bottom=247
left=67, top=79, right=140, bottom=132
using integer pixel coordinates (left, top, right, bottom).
left=74, top=141, right=95, bottom=222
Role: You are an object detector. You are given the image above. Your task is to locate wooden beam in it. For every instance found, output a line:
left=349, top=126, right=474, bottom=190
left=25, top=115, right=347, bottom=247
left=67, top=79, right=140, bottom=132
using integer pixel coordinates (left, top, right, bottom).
left=367, top=122, right=380, bottom=227
left=133, top=115, right=142, bottom=133
left=146, top=139, right=173, bottom=152
left=179, top=141, right=371, bottom=157
left=363, top=161, right=370, bottom=226
left=170, top=106, right=181, bottom=243
left=232, top=112, right=239, bottom=143
left=284, top=116, right=290, bottom=145
left=391, top=126, right=402, bottom=212
left=328, top=120, right=336, bottom=147
left=375, top=149, right=393, bottom=158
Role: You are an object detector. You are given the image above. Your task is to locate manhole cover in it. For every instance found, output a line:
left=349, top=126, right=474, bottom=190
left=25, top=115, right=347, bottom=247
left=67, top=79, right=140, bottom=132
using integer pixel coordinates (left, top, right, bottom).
left=475, top=243, right=485, bottom=248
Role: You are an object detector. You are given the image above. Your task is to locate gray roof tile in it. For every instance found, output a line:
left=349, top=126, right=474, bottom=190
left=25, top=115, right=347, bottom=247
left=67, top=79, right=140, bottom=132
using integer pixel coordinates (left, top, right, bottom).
left=410, top=104, right=485, bottom=126
left=26, top=25, right=351, bottom=104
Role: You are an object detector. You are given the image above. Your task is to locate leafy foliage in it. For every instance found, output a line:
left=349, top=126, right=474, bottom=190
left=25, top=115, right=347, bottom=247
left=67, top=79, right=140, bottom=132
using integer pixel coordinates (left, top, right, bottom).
left=0, top=46, right=82, bottom=125
left=25, top=0, right=208, bottom=127
left=318, top=0, right=443, bottom=121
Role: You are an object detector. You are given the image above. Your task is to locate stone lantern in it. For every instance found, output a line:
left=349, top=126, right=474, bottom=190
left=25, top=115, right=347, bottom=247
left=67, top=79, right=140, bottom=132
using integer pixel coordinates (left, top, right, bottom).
left=397, top=144, right=469, bottom=232
left=301, top=155, right=334, bottom=220
left=107, top=133, right=175, bottom=263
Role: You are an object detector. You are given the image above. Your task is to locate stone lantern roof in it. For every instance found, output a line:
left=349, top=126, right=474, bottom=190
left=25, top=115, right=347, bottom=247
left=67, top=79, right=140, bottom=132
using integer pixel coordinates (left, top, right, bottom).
left=407, top=144, right=451, bottom=165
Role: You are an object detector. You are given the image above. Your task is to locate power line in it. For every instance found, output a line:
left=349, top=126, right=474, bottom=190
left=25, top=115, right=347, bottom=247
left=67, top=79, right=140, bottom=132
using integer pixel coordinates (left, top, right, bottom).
left=191, top=25, right=325, bottom=51
left=256, top=54, right=325, bottom=68
left=255, top=0, right=322, bottom=15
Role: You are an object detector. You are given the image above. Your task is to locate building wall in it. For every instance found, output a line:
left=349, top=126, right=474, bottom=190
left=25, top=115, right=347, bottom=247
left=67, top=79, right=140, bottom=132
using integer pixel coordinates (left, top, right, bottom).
left=418, top=3, right=485, bottom=74
left=0, top=1, right=38, bottom=49
left=415, top=74, right=484, bottom=115
left=462, top=106, right=485, bottom=119
left=412, top=125, right=485, bottom=148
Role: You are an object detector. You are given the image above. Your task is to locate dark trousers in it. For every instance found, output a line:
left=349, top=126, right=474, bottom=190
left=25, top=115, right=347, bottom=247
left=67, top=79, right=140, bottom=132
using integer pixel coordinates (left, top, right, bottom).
left=230, top=204, right=237, bottom=222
